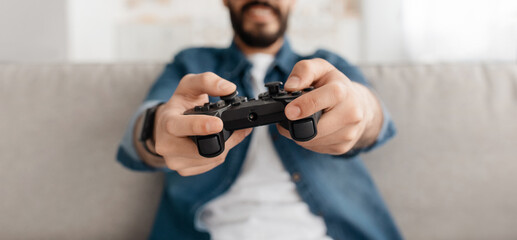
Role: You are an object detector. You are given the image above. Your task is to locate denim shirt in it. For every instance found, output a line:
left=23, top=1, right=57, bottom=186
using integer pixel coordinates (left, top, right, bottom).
left=116, top=40, right=402, bottom=240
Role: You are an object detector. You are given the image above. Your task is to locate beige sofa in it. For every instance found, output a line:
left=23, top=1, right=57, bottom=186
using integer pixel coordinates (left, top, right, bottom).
left=0, top=63, right=516, bottom=239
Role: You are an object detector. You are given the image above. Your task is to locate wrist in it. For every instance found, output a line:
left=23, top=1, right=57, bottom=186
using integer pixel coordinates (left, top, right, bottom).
left=354, top=83, right=383, bottom=148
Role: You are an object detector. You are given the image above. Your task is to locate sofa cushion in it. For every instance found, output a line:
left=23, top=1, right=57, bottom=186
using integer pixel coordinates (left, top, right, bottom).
left=361, top=64, right=517, bottom=239
left=0, top=63, right=516, bottom=239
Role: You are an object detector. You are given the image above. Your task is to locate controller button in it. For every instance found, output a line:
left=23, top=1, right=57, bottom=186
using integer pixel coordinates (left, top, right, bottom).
left=216, top=100, right=226, bottom=108
left=198, top=135, right=222, bottom=156
left=221, top=91, right=238, bottom=102
left=303, top=87, right=314, bottom=92
left=194, top=106, right=203, bottom=111
left=292, top=119, right=315, bottom=140
left=292, top=91, right=302, bottom=96
left=236, top=96, right=247, bottom=102
left=231, top=102, right=241, bottom=106
left=265, top=81, right=283, bottom=95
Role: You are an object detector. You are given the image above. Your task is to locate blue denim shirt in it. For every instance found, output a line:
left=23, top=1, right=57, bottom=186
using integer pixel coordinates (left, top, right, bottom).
left=116, top=40, right=402, bottom=240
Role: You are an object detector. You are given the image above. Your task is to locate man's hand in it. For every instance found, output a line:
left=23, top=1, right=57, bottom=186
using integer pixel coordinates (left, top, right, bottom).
left=148, top=73, right=252, bottom=176
left=277, top=58, right=383, bottom=155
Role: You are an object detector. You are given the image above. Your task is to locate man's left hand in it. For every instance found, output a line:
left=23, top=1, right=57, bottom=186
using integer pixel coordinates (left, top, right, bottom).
left=277, top=58, right=383, bottom=155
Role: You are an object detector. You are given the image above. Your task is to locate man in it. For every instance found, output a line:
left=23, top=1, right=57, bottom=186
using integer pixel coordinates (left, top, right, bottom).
left=117, top=0, right=402, bottom=239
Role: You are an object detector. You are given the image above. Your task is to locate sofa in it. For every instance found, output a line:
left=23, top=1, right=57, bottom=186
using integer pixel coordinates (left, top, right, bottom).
left=0, top=63, right=516, bottom=239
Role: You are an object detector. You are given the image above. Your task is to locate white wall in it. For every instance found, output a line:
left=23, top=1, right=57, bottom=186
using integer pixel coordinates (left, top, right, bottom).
left=361, top=0, right=407, bottom=63
left=67, top=0, right=124, bottom=62
left=0, top=0, right=67, bottom=62
left=402, top=0, right=517, bottom=62
left=70, top=0, right=363, bottom=63
left=0, top=0, right=514, bottom=63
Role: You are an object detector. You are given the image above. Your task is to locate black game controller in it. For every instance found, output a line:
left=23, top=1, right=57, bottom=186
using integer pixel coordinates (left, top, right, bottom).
left=184, top=81, right=322, bottom=158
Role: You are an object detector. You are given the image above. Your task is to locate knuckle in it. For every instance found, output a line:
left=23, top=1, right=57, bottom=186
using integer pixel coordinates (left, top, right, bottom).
left=330, top=82, right=346, bottom=101
left=313, top=58, right=327, bottom=65
left=316, top=58, right=335, bottom=70
left=297, top=60, right=313, bottom=71
left=176, top=170, right=192, bottom=177
left=164, top=157, right=181, bottom=170
left=214, top=157, right=225, bottom=165
left=154, top=143, right=167, bottom=156
left=342, top=131, right=357, bottom=142
left=349, top=107, right=364, bottom=123
left=183, top=73, right=195, bottom=80
left=165, top=117, right=176, bottom=134
left=339, top=145, right=351, bottom=154
left=199, top=72, right=217, bottom=84
left=297, top=141, right=311, bottom=149
left=192, top=118, right=206, bottom=134
left=332, top=144, right=349, bottom=154
left=301, top=96, right=319, bottom=114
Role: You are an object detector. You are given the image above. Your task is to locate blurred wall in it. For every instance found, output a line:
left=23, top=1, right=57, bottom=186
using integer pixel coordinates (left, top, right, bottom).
left=69, top=0, right=364, bottom=63
left=0, top=0, right=67, bottom=62
left=0, top=0, right=515, bottom=63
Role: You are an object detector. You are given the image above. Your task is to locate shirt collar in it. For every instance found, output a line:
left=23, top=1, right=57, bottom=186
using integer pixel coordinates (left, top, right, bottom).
left=272, top=39, right=299, bottom=76
left=222, top=38, right=299, bottom=78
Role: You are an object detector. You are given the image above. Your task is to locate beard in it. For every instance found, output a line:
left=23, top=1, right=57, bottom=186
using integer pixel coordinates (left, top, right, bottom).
left=229, top=1, right=289, bottom=48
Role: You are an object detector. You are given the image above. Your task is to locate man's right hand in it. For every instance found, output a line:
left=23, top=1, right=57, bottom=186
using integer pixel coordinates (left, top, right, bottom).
left=147, top=72, right=252, bottom=176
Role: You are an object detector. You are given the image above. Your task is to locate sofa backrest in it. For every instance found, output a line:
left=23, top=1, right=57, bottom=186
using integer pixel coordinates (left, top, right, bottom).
left=361, top=64, right=517, bottom=239
left=0, top=63, right=516, bottom=239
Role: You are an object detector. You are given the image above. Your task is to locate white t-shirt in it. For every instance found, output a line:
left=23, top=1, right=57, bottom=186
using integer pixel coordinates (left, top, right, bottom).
left=200, top=53, right=331, bottom=240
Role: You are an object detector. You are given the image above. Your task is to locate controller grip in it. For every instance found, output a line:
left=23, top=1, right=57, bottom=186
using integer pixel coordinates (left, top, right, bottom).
left=191, top=129, right=232, bottom=158
left=280, top=110, right=322, bottom=141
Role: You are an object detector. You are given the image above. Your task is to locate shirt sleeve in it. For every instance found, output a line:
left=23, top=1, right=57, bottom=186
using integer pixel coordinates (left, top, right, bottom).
left=329, top=54, right=397, bottom=159
left=116, top=57, right=186, bottom=172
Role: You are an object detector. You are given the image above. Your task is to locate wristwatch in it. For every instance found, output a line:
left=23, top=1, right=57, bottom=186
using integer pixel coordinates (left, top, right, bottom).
left=139, top=102, right=165, bottom=157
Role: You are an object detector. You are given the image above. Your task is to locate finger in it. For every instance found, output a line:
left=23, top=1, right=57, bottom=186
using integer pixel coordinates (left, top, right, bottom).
left=175, top=72, right=236, bottom=98
left=175, top=128, right=252, bottom=175
left=284, top=58, right=335, bottom=91
left=301, top=142, right=356, bottom=155
left=299, top=124, right=362, bottom=148
left=284, top=81, right=346, bottom=120
left=277, top=122, right=356, bottom=155
left=155, top=135, right=199, bottom=158
left=305, top=102, right=364, bottom=140
left=164, top=156, right=224, bottom=171
left=176, top=160, right=224, bottom=176
left=165, top=114, right=224, bottom=137
left=225, top=128, right=253, bottom=150
left=276, top=117, right=361, bottom=147
left=276, top=123, right=292, bottom=140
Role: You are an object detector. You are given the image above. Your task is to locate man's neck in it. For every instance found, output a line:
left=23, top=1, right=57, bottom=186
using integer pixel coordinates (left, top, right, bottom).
left=234, top=36, right=284, bottom=56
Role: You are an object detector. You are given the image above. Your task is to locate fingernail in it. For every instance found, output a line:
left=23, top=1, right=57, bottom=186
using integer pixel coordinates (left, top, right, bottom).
left=218, top=80, right=235, bottom=91
left=285, top=105, right=301, bottom=119
left=285, top=76, right=300, bottom=89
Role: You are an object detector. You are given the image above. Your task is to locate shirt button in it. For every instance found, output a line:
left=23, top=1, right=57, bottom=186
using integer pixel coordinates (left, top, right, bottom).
left=292, top=172, right=301, bottom=182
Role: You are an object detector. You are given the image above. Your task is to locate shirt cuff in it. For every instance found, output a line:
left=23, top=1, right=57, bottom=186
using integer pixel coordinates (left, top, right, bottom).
left=116, top=100, right=172, bottom=172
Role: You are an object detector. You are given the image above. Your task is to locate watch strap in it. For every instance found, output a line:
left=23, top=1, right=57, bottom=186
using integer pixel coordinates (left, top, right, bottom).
left=139, top=102, right=165, bottom=157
